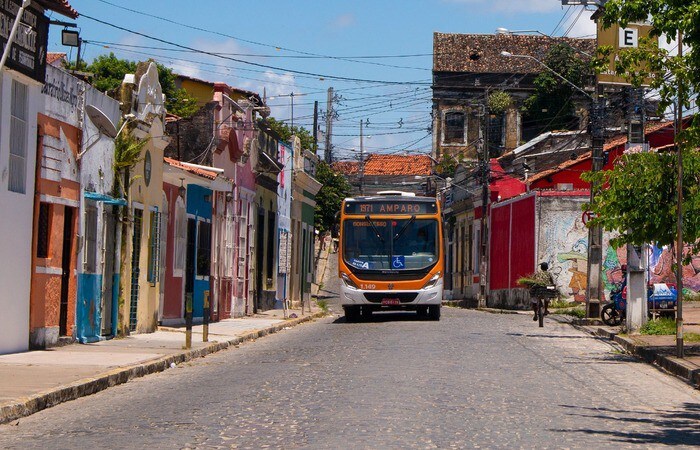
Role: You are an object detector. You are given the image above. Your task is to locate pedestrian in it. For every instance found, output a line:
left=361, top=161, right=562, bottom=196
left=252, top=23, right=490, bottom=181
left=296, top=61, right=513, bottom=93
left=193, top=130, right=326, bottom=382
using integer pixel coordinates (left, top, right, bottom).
left=331, top=222, right=340, bottom=253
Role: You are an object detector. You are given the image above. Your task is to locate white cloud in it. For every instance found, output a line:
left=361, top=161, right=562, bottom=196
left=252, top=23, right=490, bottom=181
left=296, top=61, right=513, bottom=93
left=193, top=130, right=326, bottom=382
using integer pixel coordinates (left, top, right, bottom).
left=331, top=13, right=356, bottom=29
left=560, top=9, right=595, bottom=37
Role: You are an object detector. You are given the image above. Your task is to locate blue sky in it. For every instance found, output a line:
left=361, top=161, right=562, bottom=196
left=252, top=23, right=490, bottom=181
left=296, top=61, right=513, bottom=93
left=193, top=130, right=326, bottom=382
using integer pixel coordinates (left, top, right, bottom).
left=47, top=0, right=597, bottom=160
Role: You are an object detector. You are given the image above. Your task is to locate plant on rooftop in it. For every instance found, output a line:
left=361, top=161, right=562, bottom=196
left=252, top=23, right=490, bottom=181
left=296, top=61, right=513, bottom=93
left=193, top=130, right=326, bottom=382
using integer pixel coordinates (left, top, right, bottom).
left=522, top=43, right=592, bottom=135
left=487, top=90, right=512, bottom=115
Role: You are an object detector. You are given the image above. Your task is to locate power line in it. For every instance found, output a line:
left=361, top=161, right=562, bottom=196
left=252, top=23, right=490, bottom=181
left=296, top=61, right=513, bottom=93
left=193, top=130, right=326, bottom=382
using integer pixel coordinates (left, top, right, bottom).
left=79, top=13, right=432, bottom=86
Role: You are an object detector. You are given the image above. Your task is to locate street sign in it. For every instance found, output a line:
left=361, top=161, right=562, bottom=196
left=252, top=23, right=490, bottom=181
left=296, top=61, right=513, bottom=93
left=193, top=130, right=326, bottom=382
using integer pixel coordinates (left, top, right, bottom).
left=596, top=20, right=658, bottom=86
left=582, top=210, right=596, bottom=226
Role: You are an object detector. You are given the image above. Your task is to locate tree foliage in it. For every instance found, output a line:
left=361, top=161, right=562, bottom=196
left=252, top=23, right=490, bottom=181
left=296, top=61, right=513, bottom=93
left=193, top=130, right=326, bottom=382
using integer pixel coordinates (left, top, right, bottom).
left=582, top=149, right=700, bottom=258
left=435, top=153, right=458, bottom=178
left=522, top=43, right=592, bottom=133
left=69, top=53, right=199, bottom=118
left=314, top=161, right=351, bottom=233
left=264, top=116, right=315, bottom=150
left=584, top=1, right=700, bottom=258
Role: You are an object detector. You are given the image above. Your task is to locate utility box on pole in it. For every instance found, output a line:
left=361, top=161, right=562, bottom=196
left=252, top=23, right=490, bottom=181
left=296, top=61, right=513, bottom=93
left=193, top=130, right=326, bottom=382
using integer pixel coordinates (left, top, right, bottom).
left=626, top=245, right=648, bottom=332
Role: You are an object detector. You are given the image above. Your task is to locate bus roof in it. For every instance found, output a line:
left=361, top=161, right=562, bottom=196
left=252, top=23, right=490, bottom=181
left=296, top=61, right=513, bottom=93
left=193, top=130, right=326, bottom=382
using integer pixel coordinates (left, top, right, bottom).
left=344, top=195, right=437, bottom=203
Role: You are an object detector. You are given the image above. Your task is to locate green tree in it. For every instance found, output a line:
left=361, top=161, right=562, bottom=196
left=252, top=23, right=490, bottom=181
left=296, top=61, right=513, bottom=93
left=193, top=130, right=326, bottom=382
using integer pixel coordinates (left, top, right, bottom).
left=583, top=1, right=700, bottom=258
left=314, top=161, right=351, bottom=233
left=582, top=150, right=700, bottom=257
left=264, top=116, right=315, bottom=150
left=73, top=53, right=199, bottom=118
left=523, top=43, right=592, bottom=134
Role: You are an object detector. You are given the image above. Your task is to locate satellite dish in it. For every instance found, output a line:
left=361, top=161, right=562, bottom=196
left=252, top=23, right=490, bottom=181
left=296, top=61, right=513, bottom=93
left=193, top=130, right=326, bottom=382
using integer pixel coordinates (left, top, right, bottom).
left=85, top=104, right=118, bottom=138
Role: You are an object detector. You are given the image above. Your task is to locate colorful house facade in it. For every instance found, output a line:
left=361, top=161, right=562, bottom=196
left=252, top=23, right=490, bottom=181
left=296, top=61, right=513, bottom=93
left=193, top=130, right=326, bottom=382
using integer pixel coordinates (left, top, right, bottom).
left=118, top=62, right=170, bottom=334
left=0, top=0, right=78, bottom=354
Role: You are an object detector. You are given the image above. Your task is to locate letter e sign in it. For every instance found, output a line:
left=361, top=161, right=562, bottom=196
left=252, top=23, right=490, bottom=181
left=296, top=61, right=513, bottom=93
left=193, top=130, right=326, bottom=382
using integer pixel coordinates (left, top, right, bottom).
left=619, top=27, right=638, bottom=48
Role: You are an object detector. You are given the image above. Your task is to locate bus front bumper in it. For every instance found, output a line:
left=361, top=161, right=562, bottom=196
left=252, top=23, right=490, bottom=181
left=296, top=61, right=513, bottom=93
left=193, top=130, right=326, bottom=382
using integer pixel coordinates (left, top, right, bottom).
left=340, top=281, right=443, bottom=308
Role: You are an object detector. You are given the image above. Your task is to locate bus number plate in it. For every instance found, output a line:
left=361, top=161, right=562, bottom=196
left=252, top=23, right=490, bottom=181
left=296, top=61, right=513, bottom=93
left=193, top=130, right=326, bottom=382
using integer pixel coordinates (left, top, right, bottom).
left=381, top=298, right=401, bottom=306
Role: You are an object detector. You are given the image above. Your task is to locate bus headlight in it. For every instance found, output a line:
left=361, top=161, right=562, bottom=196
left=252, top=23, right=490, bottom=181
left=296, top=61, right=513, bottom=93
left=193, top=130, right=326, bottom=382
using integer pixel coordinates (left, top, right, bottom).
left=341, top=272, right=359, bottom=290
left=422, top=272, right=441, bottom=290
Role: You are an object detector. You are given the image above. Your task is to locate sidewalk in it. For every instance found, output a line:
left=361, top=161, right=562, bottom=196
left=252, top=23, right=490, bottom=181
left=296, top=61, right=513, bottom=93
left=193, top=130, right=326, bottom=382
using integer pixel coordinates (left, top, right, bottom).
left=566, top=303, right=700, bottom=388
left=0, top=307, right=324, bottom=424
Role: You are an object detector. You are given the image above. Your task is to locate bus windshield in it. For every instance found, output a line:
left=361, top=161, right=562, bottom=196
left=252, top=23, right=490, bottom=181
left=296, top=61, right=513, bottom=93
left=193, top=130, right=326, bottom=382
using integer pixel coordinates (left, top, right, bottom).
left=343, top=218, right=438, bottom=271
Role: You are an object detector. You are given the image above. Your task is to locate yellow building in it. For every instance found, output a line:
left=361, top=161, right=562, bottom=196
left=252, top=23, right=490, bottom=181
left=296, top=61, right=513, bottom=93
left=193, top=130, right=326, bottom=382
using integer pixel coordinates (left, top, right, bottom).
left=119, top=62, right=170, bottom=334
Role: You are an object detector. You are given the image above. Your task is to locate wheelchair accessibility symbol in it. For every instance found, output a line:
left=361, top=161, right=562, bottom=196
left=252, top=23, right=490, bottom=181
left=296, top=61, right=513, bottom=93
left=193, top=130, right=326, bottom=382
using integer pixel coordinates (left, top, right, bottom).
left=392, top=256, right=405, bottom=269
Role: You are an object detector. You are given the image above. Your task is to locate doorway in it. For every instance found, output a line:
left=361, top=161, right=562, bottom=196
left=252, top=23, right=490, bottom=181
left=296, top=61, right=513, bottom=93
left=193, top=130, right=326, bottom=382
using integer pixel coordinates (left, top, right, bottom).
left=255, top=209, right=265, bottom=313
left=59, top=207, right=74, bottom=336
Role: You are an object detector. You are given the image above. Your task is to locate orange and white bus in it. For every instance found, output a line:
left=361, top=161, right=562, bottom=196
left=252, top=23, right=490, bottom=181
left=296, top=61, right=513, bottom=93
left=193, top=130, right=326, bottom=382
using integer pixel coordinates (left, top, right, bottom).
left=338, top=191, right=444, bottom=321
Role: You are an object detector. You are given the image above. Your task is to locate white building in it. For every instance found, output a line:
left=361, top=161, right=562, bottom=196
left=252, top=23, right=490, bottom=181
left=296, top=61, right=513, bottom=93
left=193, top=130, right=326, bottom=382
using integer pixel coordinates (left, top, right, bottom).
left=0, top=0, right=79, bottom=354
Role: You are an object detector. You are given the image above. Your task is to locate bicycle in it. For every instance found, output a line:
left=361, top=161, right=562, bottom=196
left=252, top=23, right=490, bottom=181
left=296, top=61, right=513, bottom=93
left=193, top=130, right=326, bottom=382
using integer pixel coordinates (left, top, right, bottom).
left=530, top=285, right=558, bottom=328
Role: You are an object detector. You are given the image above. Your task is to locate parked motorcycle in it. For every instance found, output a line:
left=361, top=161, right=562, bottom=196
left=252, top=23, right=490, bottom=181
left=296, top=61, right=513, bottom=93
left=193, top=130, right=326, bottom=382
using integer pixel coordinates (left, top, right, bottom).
left=601, top=271, right=677, bottom=326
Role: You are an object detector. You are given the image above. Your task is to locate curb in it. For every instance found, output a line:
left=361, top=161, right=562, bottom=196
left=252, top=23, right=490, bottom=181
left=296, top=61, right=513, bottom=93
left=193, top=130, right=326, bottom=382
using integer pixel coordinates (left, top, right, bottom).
left=572, top=324, right=700, bottom=388
left=0, top=311, right=326, bottom=425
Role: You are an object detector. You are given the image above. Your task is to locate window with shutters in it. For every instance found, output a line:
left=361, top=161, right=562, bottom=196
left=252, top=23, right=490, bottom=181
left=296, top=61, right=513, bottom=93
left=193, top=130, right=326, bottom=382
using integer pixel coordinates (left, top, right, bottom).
left=443, top=111, right=466, bottom=145
left=147, top=209, right=161, bottom=284
left=85, top=203, right=98, bottom=273
left=8, top=80, right=28, bottom=193
left=174, top=198, right=186, bottom=275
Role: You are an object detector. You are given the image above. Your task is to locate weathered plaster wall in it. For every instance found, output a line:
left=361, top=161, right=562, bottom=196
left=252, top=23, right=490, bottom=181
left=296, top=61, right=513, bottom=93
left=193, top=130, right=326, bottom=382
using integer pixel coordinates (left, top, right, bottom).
left=0, top=73, right=41, bottom=354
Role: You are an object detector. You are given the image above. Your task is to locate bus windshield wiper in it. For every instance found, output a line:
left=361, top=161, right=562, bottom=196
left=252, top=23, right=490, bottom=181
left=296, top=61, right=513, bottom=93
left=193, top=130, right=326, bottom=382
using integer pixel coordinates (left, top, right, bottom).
left=365, top=215, right=385, bottom=242
left=393, top=215, right=416, bottom=241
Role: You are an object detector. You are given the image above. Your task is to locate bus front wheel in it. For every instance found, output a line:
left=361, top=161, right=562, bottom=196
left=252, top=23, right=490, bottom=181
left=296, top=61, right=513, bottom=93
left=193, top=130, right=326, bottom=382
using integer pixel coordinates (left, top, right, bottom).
left=428, top=305, right=441, bottom=321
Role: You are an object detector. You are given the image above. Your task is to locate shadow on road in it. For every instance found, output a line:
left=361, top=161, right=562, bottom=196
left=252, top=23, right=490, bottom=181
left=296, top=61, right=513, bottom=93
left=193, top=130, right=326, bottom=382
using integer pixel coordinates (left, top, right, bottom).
left=554, top=403, right=700, bottom=446
left=332, top=311, right=435, bottom=324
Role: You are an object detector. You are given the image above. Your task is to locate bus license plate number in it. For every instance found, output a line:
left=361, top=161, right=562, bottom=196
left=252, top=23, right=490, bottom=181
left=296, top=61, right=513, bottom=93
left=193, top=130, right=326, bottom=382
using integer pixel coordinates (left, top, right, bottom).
left=381, top=298, right=401, bottom=306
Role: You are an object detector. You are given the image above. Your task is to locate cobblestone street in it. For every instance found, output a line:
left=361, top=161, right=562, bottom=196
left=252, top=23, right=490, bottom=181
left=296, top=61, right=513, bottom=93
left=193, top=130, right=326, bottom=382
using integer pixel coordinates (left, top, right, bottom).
left=2, top=265, right=700, bottom=449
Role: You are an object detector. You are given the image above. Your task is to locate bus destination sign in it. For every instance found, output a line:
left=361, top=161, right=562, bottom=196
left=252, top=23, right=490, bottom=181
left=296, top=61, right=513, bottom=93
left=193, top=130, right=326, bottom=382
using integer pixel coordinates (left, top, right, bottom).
left=345, top=201, right=437, bottom=215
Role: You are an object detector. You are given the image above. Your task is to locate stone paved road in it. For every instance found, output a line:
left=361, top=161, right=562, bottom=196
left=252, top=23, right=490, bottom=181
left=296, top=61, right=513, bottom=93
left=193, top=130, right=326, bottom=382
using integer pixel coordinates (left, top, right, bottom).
left=2, top=260, right=700, bottom=448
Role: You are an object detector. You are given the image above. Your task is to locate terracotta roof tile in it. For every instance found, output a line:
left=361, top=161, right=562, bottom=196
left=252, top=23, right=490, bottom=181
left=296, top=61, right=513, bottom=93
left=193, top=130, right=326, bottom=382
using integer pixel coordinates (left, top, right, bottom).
left=362, top=154, right=432, bottom=176
left=46, top=52, right=66, bottom=66
left=37, top=0, right=78, bottom=18
left=332, top=161, right=359, bottom=175
left=433, top=33, right=595, bottom=74
left=164, top=157, right=218, bottom=180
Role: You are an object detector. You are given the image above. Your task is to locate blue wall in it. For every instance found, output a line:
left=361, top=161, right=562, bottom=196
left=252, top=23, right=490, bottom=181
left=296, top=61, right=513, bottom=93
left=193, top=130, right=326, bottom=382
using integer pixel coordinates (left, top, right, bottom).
left=186, top=184, right=213, bottom=318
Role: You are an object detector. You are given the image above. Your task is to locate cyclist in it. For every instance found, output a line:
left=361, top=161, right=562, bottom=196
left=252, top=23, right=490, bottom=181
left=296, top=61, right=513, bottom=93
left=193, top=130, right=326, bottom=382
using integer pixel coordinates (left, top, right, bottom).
left=532, top=262, right=555, bottom=321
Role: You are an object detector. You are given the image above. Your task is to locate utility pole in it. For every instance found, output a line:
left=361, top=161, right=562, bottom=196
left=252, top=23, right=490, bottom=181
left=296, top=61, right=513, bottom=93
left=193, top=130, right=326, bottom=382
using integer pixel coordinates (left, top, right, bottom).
left=676, top=30, right=685, bottom=358
left=312, top=100, right=319, bottom=156
left=478, top=103, right=488, bottom=309
left=290, top=92, right=295, bottom=130
left=324, top=87, right=334, bottom=164
left=626, top=87, right=647, bottom=332
left=586, top=93, right=605, bottom=319
left=359, top=119, right=364, bottom=196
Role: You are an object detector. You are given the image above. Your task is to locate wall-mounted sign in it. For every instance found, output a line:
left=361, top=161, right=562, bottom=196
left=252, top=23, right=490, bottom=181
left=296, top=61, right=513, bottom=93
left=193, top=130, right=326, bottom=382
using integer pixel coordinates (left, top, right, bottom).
left=0, top=0, right=49, bottom=83
left=597, top=20, right=658, bottom=86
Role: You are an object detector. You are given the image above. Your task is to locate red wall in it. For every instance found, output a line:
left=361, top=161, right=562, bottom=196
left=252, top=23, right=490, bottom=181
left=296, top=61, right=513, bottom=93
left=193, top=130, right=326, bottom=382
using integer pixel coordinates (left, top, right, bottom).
left=489, top=194, right=536, bottom=290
